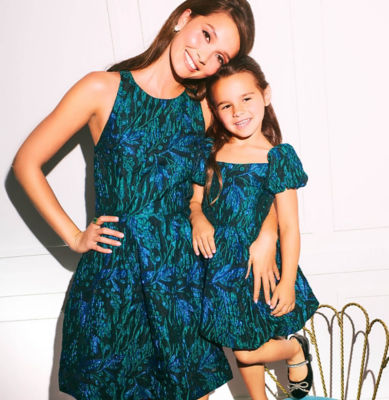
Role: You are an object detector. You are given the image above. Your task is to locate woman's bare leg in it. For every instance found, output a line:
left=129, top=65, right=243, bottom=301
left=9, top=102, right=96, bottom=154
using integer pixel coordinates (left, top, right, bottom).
left=197, top=394, right=209, bottom=400
left=238, top=363, right=268, bottom=400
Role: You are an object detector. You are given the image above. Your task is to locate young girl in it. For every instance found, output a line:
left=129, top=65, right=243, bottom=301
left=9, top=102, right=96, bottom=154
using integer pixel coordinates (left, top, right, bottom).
left=12, top=2, right=278, bottom=399
left=190, top=56, right=320, bottom=399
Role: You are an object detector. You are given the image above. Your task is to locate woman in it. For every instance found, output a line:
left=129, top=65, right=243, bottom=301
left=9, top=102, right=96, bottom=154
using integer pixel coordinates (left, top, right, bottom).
left=13, top=1, right=276, bottom=399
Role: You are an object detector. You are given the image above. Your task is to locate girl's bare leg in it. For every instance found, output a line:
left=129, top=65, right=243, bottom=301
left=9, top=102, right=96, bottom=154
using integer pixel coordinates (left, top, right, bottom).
left=197, top=394, right=209, bottom=400
left=234, top=337, right=307, bottom=382
left=238, top=363, right=268, bottom=400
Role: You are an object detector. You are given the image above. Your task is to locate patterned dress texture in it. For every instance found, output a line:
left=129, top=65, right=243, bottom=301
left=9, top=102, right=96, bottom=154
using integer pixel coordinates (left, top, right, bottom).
left=200, top=143, right=319, bottom=350
left=59, top=71, right=232, bottom=400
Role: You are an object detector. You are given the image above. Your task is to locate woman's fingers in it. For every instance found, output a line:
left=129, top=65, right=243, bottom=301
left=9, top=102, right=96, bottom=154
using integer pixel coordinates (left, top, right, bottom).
left=196, top=237, right=208, bottom=258
left=209, top=235, right=216, bottom=254
left=245, top=259, right=252, bottom=279
left=88, top=215, right=123, bottom=252
left=93, top=244, right=114, bottom=254
left=253, top=273, right=262, bottom=303
left=272, top=262, right=280, bottom=280
left=193, top=238, right=200, bottom=256
left=99, top=227, right=124, bottom=239
left=269, top=272, right=277, bottom=294
left=193, top=234, right=215, bottom=258
left=262, top=277, right=270, bottom=305
left=201, top=235, right=214, bottom=258
left=270, top=291, right=279, bottom=310
left=97, top=235, right=122, bottom=247
left=93, top=215, right=119, bottom=225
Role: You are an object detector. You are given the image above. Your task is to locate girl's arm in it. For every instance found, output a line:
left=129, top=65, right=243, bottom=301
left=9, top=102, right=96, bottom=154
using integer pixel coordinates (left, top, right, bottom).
left=12, top=72, right=123, bottom=253
left=189, top=184, right=215, bottom=259
left=246, top=203, right=280, bottom=304
left=269, top=189, right=300, bottom=316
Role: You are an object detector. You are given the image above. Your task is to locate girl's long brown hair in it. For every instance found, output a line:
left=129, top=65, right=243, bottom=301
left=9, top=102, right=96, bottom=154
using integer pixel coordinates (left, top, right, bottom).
left=108, top=0, right=255, bottom=100
left=205, top=56, right=283, bottom=204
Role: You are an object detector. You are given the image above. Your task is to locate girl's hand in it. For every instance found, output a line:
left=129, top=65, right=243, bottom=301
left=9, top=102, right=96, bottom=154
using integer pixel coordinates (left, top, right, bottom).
left=270, top=280, right=295, bottom=317
left=191, top=212, right=216, bottom=259
left=246, top=237, right=280, bottom=304
left=70, top=216, right=124, bottom=254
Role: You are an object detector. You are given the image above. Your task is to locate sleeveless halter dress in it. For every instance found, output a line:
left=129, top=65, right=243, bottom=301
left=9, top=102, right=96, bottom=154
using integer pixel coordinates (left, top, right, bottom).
left=59, top=71, right=232, bottom=400
left=200, top=144, right=319, bottom=350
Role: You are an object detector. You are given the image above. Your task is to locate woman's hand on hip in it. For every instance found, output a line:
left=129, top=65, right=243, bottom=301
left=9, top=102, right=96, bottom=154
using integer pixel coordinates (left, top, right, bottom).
left=71, top=215, right=124, bottom=254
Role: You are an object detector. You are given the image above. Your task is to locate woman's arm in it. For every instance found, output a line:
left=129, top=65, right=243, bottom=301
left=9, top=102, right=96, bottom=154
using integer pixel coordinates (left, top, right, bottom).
left=269, top=189, right=300, bottom=316
left=247, top=203, right=280, bottom=304
left=12, top=72, right=123, bottom=253
left=189, top=184, right=215, bottom=258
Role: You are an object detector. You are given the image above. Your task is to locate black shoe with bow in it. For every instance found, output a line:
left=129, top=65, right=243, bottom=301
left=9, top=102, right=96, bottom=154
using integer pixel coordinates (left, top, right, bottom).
left=287, top=334, right=313, bottom=399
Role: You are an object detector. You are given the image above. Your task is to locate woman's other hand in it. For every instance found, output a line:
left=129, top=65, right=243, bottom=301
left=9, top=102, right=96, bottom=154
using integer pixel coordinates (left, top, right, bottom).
left=71, top=215, right=124, bottom=254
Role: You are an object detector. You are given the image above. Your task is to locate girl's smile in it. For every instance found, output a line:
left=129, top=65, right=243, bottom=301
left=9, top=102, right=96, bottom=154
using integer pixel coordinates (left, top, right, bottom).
left=212, top=71, right=271, bottom=141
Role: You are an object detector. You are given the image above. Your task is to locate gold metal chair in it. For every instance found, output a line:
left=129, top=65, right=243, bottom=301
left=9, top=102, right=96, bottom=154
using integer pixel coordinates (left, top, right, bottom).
left=264, top=303, right=389, bottom=399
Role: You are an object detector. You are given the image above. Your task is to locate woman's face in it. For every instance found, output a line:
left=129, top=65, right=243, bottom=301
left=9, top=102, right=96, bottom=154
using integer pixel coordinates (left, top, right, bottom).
left=170, top=11, right=240, bottom=80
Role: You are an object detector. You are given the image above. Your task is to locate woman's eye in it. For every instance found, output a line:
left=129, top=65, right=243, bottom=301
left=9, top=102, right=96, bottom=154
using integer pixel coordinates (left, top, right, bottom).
left=243, top=97, right=251, bottom=102
left=216, top=54, right=225, bottom=65
left=203, top=30, right=211, bottom=42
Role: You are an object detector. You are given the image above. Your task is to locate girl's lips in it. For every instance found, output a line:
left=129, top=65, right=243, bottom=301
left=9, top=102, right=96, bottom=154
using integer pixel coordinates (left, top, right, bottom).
left=184, top=50, right=198, bottom=72
left=234, top=118, right=251, bottom=128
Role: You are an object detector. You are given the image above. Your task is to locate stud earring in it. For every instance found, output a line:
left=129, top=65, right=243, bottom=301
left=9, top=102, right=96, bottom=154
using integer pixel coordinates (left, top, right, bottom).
left=174, top=25, right=180, bottom=32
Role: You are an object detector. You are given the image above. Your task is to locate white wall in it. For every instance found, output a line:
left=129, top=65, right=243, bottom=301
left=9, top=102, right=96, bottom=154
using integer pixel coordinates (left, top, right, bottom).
left=1, top=0, right=388, bottom=399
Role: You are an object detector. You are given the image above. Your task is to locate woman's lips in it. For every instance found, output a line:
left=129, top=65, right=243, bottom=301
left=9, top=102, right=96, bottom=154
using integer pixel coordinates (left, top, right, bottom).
left=185, top=50, right=198, bottom=72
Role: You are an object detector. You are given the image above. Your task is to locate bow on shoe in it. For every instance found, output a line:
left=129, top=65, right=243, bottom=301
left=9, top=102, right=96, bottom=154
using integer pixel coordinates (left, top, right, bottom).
left=288, top=381, right=310, bottom=393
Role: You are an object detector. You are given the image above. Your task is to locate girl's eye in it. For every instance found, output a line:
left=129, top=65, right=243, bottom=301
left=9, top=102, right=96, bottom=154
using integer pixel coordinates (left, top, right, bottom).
left=203, top=30, right=211, bottom=42
left=243, top=97, right=252, bottom=102
left=216, top=54, right=225, bottom=65
left=221, top=104, right=231, bottom=110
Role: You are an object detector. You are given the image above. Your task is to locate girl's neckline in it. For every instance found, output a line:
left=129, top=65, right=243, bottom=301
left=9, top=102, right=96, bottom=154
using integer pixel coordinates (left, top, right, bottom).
left=216, top=161, right=268, bottom=166
left=215, top=144, right=286, bottom=165
left=127, top=71, right=187, bottom=101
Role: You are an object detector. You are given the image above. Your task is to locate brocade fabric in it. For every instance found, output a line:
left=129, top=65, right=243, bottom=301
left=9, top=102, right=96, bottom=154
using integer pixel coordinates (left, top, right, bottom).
left=201, top=144, right=319, bottom=349
left=59, top=71, right=232, bottom=400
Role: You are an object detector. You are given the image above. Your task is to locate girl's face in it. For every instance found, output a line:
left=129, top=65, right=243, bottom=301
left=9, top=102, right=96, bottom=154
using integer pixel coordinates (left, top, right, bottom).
left=169, top=11, right=240, bottom=80
left=212, top=71, right=271, bottom=141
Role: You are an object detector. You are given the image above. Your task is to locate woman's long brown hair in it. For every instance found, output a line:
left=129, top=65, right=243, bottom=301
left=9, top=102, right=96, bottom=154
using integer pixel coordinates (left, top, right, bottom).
left=108, top=0, right=255, bottom=100
left=205, top=56, right=283, bottom=204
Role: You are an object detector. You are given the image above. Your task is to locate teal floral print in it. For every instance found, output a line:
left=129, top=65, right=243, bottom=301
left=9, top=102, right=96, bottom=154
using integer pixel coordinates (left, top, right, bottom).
left=59, top=71, right=232, bottom=400
left=201, top=144, right=319, bottom=350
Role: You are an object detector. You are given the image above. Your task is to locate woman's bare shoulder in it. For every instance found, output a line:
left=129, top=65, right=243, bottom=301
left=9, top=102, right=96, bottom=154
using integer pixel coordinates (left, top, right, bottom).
left=77, top=71, right=121, bottom=98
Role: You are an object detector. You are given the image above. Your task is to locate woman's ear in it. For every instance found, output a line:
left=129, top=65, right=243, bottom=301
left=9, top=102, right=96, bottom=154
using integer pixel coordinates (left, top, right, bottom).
left=176, top=9, right=192, bottom=31
left=264, top=85, right=272, bottom=106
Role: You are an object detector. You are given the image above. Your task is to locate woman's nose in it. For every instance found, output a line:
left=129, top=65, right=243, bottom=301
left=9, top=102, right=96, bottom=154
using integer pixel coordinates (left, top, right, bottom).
left=197, top=50, right=206, bottom=65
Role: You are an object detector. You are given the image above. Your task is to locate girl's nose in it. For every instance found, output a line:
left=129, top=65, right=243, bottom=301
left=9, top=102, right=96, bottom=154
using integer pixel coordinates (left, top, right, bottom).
left=233, top=107, right=244, bottom=117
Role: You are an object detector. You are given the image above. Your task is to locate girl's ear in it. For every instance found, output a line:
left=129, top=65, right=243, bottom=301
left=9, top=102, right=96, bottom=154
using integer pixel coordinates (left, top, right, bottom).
left=264, top=85, right=272, bottom=106
left=176, top=9, right=192, bottom=31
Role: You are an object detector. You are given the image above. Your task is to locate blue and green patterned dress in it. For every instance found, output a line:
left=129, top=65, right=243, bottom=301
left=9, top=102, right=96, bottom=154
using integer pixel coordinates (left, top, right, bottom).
left=59, top=71, right=232, bottom=400
left=200, top=144, right=319, bottom=350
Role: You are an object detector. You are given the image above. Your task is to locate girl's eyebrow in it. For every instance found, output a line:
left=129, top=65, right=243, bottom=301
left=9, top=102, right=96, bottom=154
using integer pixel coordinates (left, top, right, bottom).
left=216, top=92, right=255, bottom=107
left=216, top=100, right=229, bottom=107
left=206, top=23, right=231, bottom=62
